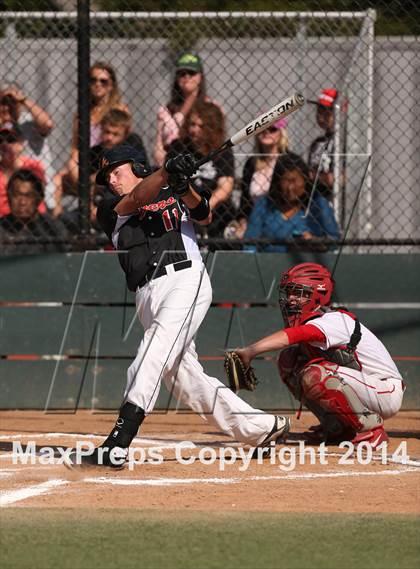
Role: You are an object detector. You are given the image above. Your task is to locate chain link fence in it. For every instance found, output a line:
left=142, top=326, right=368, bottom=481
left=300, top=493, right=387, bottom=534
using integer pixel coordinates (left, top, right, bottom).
left=0, top=1, right=419, bottom=254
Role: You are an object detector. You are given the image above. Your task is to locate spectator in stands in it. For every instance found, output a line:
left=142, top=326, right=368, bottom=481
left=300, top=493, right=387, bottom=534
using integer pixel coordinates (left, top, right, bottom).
left=0, top=169, right=67, bottom=252
left=244, top=153, right=339, bottom=252
left=53, top=108, right=148, bottom=227
left=167, top=100, right=235, bottom=241
left=307, top=88, right=342, bottom=200
left=83, top=61, right=129, bottom=150
left=62, top=61, right=130, bottom=188
left=0, top=123, right=46, bottom=217
left=226, top=117, right=290, bottom=240
left=0, top=86, right=55, bottom=209
left=153, top=52, right=223, bottom=167
left=89, top=109, right=149, bottom=228
left=89, top=108, right=148, bottom=175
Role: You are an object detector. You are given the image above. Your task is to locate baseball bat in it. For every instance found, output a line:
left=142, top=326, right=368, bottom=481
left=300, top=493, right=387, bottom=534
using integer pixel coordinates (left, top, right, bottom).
left=195, top=92, right=305, bottom=168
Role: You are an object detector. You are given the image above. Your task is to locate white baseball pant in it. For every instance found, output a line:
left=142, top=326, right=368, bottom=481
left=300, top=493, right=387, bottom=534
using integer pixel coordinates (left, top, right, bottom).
left=125, top=261, right=275, bottom=446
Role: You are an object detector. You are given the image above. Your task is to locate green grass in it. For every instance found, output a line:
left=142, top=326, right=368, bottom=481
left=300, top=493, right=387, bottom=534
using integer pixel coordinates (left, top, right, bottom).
left=1, top=510, right=419, bottom=569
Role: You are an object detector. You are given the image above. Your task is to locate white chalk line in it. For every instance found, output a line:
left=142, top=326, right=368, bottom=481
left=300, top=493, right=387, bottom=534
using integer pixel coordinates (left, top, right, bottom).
left=0, top=432, right=191, bottom=451
left=0, top=479, right=68, bottom=507
left=0, top=467, right=18, bottom=474
left=1, top=466, right=418, bottom=507
left=0, top=433, right=105, bottom=441
left=325, top=451, right=420, bottom=468
left=0, top=467, right=19, bottom=482
left=0, top=432, right=197, bottom=443
left=84, top=467, right=419, bottom=487
left=1, top=432, right=419, bottom=468
left=0, top=469, right=18, bottom=479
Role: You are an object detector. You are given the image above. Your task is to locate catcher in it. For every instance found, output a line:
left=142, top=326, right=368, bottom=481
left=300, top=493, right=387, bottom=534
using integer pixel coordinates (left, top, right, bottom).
left=225, top=263, right=405, bottom=449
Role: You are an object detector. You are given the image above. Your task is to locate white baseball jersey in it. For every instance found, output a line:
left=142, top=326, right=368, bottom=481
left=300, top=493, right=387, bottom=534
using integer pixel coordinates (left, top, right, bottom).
left=307, top=311, right=404, bottom=418
left=307, top=311, right=403, bottom=381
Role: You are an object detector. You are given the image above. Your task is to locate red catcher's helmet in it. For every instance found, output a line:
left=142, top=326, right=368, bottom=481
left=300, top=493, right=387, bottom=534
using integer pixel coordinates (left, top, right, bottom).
left=278, top=263, right=334, bottom=327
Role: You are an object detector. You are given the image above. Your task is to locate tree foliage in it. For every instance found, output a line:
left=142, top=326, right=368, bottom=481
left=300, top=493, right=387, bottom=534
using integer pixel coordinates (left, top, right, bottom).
left=0, top=0, right=418, bottom=36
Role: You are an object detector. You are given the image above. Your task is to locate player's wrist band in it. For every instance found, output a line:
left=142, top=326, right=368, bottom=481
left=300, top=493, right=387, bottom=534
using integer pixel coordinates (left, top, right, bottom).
left=189, top=197, right=210, bottom=221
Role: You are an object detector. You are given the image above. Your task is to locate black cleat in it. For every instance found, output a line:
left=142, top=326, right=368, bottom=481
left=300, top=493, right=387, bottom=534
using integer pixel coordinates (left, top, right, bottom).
left=64, top=446, right=127, bottom=470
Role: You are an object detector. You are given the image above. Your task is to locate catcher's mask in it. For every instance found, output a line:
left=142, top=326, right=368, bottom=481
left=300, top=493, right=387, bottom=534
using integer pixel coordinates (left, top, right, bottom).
left=278, top=263, right=334, bottom=327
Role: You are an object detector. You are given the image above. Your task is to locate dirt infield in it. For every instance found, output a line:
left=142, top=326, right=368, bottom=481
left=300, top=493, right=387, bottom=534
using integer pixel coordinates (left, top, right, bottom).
left=1, top=410, right=419, bottom=513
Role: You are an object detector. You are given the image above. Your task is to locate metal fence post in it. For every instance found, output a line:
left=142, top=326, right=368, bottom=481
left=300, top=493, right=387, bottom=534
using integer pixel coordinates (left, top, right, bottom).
left=77, top=0, right=91, bottom=235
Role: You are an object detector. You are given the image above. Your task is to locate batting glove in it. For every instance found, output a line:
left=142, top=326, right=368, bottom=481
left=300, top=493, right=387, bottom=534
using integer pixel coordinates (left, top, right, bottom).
left=164, top=153, right=197, bottom=177
left=168, top=172, right=190, bottom=197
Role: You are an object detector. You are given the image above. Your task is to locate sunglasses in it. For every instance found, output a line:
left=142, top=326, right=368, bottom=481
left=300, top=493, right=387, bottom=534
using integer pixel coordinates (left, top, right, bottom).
left=176, top=70, right=198, bottom=78
left=90, top=77, right=110, bottom=86
left=264, top=126, right=280, bottom=134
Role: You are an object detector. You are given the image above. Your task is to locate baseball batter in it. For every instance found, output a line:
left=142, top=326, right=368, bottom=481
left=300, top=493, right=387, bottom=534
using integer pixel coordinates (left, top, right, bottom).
left=68, top=144, right=289, bottom=468
left=233, top=263, right=404, bottom=449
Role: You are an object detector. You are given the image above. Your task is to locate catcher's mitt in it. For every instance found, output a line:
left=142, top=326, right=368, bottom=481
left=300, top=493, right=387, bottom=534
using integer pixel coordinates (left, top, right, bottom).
left=224, top=351, right=259, bottom=393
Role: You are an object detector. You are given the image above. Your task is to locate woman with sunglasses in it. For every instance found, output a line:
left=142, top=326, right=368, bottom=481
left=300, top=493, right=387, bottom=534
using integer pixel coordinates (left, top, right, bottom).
left=81, top=61, right=129, bottom=150
left=55, top=62, right=129, bottom=211
left=153, top=52, right=222, bottom=167
left=226, top=118, right=290, bottom=240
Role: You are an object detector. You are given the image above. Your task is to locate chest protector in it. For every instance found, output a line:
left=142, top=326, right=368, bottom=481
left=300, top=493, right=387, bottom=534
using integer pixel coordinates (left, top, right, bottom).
left=300, top=307, right=362, bottom=371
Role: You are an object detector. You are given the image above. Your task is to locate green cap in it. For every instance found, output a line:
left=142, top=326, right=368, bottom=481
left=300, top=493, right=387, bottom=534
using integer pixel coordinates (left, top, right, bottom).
left=175, top=52, right=203, bottom=73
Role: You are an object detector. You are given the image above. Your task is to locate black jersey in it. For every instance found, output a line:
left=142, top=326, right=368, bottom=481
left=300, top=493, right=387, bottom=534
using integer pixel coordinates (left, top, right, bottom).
left=97, top=186, right=201, bottom=291
left=167, top=138, right=236, bottom=238
left=307, top=133, right=335, bottom=199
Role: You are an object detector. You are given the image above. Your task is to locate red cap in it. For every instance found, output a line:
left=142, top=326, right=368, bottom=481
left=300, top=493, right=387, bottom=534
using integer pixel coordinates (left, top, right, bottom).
left=316, top=88, right=338, bottom=108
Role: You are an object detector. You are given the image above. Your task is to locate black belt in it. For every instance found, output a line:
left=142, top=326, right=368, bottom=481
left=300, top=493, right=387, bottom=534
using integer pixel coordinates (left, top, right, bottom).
left=141, top=260, right=192, bottom=287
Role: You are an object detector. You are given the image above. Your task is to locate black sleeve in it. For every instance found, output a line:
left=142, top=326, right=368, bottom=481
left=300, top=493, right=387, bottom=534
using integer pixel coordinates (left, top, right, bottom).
left=96, top=196, right=123, bottom=240
left=238, top=157, right=255, bottom=219
left=215, top=148, right=235, bottom=178
left=188, top=196, right=211, bottom=221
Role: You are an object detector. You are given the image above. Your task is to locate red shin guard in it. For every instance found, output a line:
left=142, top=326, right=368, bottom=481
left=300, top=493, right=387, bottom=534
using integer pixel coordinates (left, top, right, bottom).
left=300, top=363, right=364, bottom=433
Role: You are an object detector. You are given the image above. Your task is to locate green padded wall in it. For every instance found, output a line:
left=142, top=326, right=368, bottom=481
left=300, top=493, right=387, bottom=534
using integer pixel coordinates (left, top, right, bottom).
left=0, top=252, right=419, bottom=410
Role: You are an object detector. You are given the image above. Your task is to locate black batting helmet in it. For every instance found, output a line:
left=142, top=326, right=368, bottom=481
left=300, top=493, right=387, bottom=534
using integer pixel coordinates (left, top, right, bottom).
left=96, top=144, right=152, bottom=185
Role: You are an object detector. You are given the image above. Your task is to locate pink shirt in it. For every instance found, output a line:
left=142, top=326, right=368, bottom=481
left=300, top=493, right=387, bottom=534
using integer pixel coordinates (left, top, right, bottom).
left=249, top=159, right=276, bottom=200
left=154, top=97, right=225, bottom=166
left=90, top=123, right=102, bottom=147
